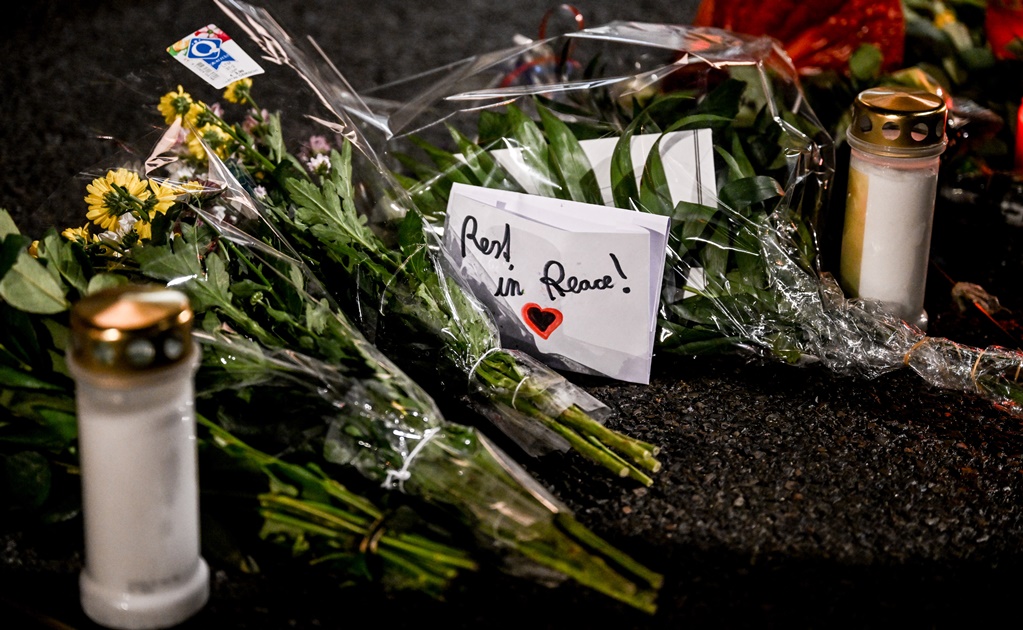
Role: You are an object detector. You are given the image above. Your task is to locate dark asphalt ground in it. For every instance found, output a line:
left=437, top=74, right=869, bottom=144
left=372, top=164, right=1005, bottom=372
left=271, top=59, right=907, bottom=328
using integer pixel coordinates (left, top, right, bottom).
left=3, top=2, right=1023, bottom=628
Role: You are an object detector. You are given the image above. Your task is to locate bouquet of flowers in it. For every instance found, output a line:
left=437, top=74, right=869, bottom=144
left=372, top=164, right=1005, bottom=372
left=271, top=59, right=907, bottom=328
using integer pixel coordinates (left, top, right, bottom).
left=0, top=104, right=662, bottom=611
left=213, top=0, right=1023, bottom=416
left=208, top=1, right=663, bottom=486
left=0, top=207, right=478, bottom=597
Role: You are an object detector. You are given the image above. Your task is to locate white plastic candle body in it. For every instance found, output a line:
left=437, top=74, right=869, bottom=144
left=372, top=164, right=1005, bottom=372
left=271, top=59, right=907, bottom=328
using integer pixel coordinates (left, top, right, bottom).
left=840, top=149, right=940, bottom=328
left=68, top=286, right=208, bottom=629
left=837, top=86, right=948, bottom=331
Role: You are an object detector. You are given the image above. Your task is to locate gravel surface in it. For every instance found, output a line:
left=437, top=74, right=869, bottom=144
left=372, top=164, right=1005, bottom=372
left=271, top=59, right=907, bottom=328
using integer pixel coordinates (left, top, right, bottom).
left=3, top=2, right=1023, bottom=628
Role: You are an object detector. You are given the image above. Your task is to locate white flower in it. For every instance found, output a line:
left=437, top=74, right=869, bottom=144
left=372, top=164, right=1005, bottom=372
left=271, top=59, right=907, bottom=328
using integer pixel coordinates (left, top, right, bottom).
left=98, top=213, right=138, bottom=242
left=164, top=160, right=197, bottom=181
left=306, top=153, right=331, bottom=175
left=253, top=185, right=268, bottom=200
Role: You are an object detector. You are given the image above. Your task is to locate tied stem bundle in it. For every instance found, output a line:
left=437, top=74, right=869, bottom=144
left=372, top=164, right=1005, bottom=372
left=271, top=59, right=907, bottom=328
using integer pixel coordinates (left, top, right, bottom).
left=272, top=143, right=662, bottom=485
left=209, top=0, right=663, bottom=486
left=0, top=246, right=476, bottom=597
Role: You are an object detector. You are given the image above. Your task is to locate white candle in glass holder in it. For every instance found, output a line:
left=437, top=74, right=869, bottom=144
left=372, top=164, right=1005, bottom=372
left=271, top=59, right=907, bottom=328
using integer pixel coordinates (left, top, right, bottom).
left=839, top=86, right=948, bottom=330
left=67, top=285, right=209, bottom=630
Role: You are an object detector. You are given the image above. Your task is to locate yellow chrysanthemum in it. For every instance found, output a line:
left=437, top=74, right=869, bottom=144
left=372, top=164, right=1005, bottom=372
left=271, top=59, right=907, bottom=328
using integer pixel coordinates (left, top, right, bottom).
left=84, top=169, right=151, bottom=232
left=133, top=219, right=154, bottom=240
left=186, top=124, right=231, bottom=161
left=177, top=180, right=208, bottom=195
left=223, top=78, right=252, bottom=105
left=148, top=178, right=180, bottom=216
left=62, top=225, right=91, bottom=243
left=158, top=85, right=200, bottom=126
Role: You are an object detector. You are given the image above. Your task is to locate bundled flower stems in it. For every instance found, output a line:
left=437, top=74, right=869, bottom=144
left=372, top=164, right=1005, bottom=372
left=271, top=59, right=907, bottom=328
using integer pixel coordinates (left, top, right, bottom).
left=0, top=233, right=475, bottom=595
left=211, top=0, right=664, bottom=487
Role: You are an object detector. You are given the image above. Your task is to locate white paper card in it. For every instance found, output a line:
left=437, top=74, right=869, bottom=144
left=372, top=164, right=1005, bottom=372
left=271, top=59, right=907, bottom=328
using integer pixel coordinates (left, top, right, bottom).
left=443, top=183, right=670, bottom=384
left=490, top=129, right=716, bottom=207
left=168, top=25, right=264, bottom=89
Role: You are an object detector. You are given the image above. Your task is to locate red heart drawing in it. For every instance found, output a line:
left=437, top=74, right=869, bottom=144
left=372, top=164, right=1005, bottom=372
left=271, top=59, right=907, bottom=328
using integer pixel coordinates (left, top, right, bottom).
left=521, top=303, right=563, bottom=340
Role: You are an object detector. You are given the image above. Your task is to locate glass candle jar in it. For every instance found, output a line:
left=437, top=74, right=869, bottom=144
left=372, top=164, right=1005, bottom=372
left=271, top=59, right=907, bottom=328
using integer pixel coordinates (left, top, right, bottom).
left=67, top=285, right=209, bottom=629
left=838, top=86, right=948, bottom=330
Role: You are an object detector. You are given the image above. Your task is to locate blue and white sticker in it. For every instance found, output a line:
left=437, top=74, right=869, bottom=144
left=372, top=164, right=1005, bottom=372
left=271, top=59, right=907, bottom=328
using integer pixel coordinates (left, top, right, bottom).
left=168, top=25, right=263, bottom=89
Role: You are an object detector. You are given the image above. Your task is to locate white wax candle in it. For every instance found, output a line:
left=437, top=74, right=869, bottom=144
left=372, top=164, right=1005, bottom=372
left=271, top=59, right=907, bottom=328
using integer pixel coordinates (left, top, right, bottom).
left=840, top=149, right=939, bottom=329
left=73, top=353, right=209, bottom=629
left=68, top=286, right=208, bottom=630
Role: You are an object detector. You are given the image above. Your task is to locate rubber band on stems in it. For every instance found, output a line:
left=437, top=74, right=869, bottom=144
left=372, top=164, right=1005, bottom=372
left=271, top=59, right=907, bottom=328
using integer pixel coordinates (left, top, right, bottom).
left=903, top=338, right=930, bottom=366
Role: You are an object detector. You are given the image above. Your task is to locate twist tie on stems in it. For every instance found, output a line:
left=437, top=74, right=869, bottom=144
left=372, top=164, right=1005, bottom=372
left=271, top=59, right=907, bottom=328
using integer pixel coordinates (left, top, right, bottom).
left=499, top=4, right=585, bottom=88
left=383, top=427, right=441, bottom=492
left=359, top=513, right=389, bottom=555
left=467, top=347, right=503, bottom=391
left=511, top=375, right=530, bottom=409
left=538, top=4, right=585, bottom=40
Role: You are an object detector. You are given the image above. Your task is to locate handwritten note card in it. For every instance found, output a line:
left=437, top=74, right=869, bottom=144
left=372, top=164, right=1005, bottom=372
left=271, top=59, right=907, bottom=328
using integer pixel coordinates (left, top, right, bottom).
left=443, top=183, right=670, bottom=384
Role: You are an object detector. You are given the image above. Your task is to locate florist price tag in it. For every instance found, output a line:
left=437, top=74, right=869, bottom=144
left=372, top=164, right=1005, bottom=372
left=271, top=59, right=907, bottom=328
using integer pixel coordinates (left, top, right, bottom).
left=443, top=183, right=670, bottom=384
left=168, top=25, right=264, bottom=89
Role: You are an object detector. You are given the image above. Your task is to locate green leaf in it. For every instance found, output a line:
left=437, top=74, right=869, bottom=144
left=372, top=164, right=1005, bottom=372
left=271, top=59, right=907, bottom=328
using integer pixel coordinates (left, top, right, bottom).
left=849, top=44, right=884, bottom=81
left=663, top=113, right=733, bottom=133
left=2, top=451, right=52, bottom=509
left=448, top=126, right=521, bottom=192
left=0, top=304, right=46, bottom=369
left=637, top=136, right=673, bottom=216
left=717, top=176, right=785, bottom=215
left=505, top=103, right=558, bottom=199
left=396, top=213, right=430, bottom=282
left=610, top=117, right=641, bottom=210
left=410, top=137, right=474, bottom=188
left=695, top=78, right=744, bottom=125
left=537, top=104, right=603, bottom=205
left=0, top=248, right=70, bottom=315
left=87, top=273, right=128, bottom=294
left=701, top=221, right=732, bottom=284
left=40, top=231, right=89, bottom=294
left=0, top=209, right=21, bottom=239
left=0, top=364, right=64, bottom=391
left=672, top=201, right=717, bottom=258
left=476, top=110, right=513, bottom=147
left=265, top=112, right=287, bottom=164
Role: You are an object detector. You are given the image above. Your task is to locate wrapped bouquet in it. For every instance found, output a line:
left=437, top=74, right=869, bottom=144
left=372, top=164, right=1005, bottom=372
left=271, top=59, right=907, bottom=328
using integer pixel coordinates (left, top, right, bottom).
left=214, top=0, right=1023, bottom=416
left=0, top=74, right=663, bottom=611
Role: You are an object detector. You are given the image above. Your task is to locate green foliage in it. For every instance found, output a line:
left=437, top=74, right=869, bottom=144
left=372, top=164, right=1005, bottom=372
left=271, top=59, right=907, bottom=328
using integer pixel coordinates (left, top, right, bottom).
left=394, top=76, right=818, bottom=366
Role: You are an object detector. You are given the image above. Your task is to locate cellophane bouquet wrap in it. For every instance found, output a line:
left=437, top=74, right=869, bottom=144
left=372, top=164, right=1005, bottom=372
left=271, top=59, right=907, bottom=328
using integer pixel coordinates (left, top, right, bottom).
left=213, top=0, right=663, bottom=486
left=232, top=3, right=1023, bottom=415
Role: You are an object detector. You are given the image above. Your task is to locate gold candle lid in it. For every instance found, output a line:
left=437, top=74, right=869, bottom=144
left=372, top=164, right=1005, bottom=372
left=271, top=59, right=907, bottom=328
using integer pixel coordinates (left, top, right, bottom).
left=847, top=86, right=948, bottom=157
left=69, top=285, right=194, bottom=376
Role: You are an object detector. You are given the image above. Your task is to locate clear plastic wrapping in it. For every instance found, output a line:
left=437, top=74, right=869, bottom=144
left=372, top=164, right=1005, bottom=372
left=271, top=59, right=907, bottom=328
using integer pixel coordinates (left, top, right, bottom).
left=205, top=0, right=664, bottom=485
left=212, top=1, right=1023, bottom=416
